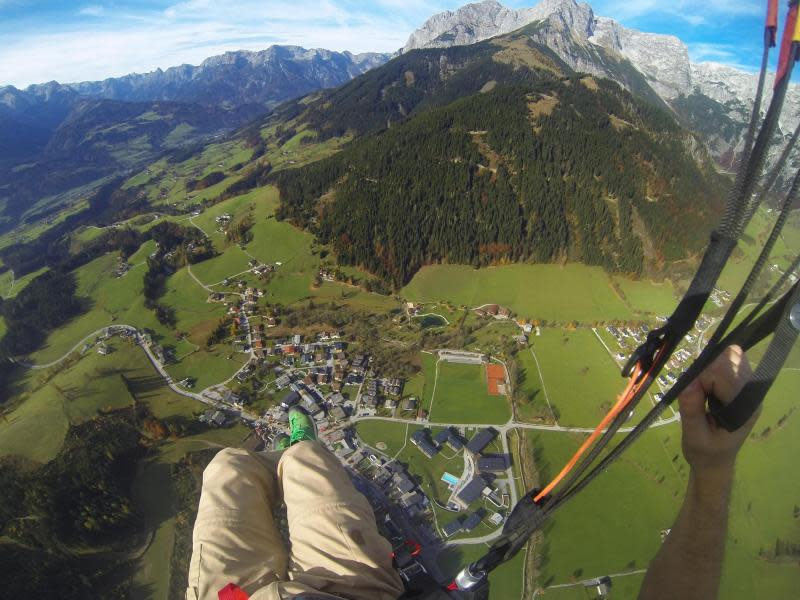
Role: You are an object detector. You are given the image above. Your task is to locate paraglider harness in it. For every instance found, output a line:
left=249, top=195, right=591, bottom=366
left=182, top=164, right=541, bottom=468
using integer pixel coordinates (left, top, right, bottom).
left=402, top=2, right=800, bottom=597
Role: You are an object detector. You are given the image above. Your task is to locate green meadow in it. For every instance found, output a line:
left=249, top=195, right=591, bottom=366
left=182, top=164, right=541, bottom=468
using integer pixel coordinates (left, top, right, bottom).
left=402, top=264, right=638, bottom=322
left=0, top=266, right=49, bottom=299
left=429, top=361, right=511, bottom=425
left=522, top=329, right=635, bottom=428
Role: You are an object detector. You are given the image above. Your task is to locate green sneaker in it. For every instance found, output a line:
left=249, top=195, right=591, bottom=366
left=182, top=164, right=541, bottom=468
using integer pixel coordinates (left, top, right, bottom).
left=272, top=433, right=290, bottom=451
left=288, top=407, right=316, bottom=445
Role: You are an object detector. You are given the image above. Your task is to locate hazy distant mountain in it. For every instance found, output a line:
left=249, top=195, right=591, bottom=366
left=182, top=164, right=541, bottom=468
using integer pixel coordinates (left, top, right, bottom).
left=403, top=0, right=800, bottom=177
left=0, top=45, right=390, bottom=232
left=65, top=46, right=391, bottom=109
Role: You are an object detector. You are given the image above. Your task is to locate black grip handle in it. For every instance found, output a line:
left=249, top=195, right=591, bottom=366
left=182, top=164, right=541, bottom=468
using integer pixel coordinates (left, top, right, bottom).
left=708, top=380, right=771, bottom=433
left=707, top=394, right=740, bottom=433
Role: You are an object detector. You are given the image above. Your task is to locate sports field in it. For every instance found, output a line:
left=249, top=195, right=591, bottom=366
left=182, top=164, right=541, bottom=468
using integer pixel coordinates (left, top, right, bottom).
left=402, top=264, right=642, bottom=322
left=429, top=361, right=511, bottom=425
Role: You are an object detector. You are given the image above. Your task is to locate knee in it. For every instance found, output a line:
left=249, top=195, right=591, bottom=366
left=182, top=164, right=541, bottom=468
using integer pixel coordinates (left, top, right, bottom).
left=203, top=447, right=247, bottom=482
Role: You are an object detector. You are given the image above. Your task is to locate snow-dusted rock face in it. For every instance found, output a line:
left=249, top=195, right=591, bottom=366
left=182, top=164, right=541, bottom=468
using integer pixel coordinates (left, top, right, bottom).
left=403, top=0, right=800, bottom=171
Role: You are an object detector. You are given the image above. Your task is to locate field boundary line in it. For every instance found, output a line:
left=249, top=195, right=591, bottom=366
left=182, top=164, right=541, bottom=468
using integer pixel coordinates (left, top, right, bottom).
left=529, top=348, right=559, bottom=426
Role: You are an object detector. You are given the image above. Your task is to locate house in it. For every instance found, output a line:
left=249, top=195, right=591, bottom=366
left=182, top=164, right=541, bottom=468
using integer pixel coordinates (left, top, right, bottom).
left=362, top=395, right=379, bottom=409
left=410, top=429, right=438, bottom=458
left=210, top=411, right=227, bottom=427
left=96, top=343, right=110, bottom=356
left=401, top=398, right=417, bottom=412
left=434, top=429, right=451, bottom=447
left=400, top=492, right=423, bottom=509
left=446, top=429, right=465, bottom=451
left=456, top=477, right=488, bottom=508
left=329, top=406, right=346, bottom=422
left=329, top=392, right=345, bottom=405
left=463, top=510, right=485, bottom=531
left=442, top=518, right=464, bottom=538
left=281, top=391, right=300, bottom=408
left=477, top=455, right=510, bottom=473
left=497, top=307, right=511, bottom=319
left=466, top=428, right=498, bottom=455
left=396, top=478, right=415, bottom=495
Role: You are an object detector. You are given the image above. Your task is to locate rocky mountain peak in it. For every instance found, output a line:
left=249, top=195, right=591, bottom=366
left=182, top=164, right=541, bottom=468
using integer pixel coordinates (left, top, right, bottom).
left=403, top=0, right=799, bottom=174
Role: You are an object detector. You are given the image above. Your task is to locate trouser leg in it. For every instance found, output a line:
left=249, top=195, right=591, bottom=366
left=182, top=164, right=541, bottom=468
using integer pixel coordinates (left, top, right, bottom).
left=277, top=441, right=404, bottom=600
left=186, top=448, right=287, bottom=600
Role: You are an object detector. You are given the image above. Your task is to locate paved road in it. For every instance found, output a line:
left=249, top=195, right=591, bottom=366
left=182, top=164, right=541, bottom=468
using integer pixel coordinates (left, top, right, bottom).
left=351, top=414, right=679, bottom=435
left=15, top=325, right=139, bottom=370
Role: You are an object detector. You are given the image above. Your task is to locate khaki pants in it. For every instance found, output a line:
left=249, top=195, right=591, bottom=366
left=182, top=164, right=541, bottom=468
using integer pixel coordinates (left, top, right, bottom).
left=186, top=442, right=404, bottom=600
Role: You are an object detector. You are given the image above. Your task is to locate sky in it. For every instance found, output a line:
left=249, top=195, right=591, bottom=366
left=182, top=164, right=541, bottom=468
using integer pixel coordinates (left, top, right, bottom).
left=0, top=0, right=772, bottom=88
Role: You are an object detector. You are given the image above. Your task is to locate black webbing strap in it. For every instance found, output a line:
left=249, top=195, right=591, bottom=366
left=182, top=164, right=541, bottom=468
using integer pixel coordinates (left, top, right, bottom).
left=552, top=279, right=800, bottom=514
left=707, top=168, right=800, bottom=350
left=709, top=281, right=800, bottom=431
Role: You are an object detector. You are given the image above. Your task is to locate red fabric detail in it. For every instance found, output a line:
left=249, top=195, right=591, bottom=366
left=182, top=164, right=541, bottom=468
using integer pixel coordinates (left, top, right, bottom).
left=446, top=581, right=459, bottom=591
left=218, top=583, right=250, bottom=600
left=775, top=4, right=798, bottom=87
left=767, top=0, right=779, bottom=30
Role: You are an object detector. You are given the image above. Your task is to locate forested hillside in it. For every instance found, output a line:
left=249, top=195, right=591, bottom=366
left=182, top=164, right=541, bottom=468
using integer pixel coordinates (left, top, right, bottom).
left=271, top=63, right=727, bottom=287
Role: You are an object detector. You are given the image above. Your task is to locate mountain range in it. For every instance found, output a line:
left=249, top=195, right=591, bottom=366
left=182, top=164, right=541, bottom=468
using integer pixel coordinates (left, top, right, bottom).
left=403, top=0, right=800, bottom=175
left=1, top=0, right=797, bottom=237
left=0, top=46, right=390, bottom=230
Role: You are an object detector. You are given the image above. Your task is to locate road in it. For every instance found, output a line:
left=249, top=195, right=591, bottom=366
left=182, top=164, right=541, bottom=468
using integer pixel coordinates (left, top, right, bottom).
left=531, top=568, right=648, bottom=598
left=14, top=325, right=139, bottom=370
left=351, top=414, right=679, bottom=435
left=14, top=323, right=256, bottom=421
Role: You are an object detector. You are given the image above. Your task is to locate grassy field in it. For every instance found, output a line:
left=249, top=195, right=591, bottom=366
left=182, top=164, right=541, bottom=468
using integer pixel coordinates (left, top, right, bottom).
left=429, top=361, right=511, bottom=425
left=0, top=343, right=207, bottom=462
left=160, top=267, right=227, bottom=335
left=355, top=420, right=411, bottom=456
left=402, top=264, right=638, bottom=322
left=521, top=329, right=634, bottom=427
left=717, top=206, right=798, bottom=295
left=611, top=276, right=678, bottom=317
left=524, top=363, right=800, bottom=598
left=437, top=545, right=525, bottom=600
left=529, top=426, right=686, bottom=590
left=164, top=348, right=248, bottom=394
left=0, top=266, right=49, bottom=299
left=718, top=368, right=800, bottom=599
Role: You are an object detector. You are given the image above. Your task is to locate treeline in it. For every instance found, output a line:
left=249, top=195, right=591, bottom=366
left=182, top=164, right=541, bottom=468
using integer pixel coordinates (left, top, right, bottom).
left=274, top=79, right=726, bottom=288
left=0, top=271, right=84, bottom=356
left=186, top=171, right=226, bottom=192
left=0, top=180, right=148, bottom=277
left=143, top=221, right=214, bottom=327
left=0, top=410, right=145, bottom=597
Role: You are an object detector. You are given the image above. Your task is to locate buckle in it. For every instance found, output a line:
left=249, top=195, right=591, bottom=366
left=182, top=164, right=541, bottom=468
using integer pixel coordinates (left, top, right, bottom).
left=622, top=327, right=668, bottom=378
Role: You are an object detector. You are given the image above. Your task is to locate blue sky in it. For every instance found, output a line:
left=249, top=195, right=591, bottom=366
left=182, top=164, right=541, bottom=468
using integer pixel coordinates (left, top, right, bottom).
left=0, top=0, right=772, bottom=88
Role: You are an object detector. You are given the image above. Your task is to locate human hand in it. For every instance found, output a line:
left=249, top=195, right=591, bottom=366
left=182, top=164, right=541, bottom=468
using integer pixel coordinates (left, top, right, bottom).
left=678, top=345, right=756, bottom=477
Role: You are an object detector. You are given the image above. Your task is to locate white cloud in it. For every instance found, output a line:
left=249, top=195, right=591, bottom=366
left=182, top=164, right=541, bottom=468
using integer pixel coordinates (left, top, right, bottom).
left=0, top=2, right=413, bottom=87
left=687, top=42, right=737, bottom=62
left=79, top=5, right=105, bottom=17
left=0, top=0, right=767, bottom=88
left=594, top=0, right=762, bottom=24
